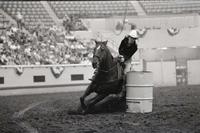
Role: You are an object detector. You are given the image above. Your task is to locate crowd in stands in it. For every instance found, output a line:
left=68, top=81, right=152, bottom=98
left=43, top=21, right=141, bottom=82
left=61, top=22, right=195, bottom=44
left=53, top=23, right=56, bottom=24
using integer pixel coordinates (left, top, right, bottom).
left=0, top=21, right=94, bottom=66
left=62, top=14, right=88, bottom=34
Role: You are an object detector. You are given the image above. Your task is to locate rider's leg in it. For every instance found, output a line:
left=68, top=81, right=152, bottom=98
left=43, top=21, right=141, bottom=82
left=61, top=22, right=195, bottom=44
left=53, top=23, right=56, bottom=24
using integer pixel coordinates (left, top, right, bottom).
left=124, top=58, right=132, bottom=74
left=118, top=75, right=126, bottom=100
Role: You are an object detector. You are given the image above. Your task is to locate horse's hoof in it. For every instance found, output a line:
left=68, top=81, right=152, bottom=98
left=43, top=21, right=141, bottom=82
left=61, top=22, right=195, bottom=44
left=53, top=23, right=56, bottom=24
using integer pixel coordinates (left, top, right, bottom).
left=80, top=110, right=87, bottom=115
left=81, top=108, right=91, bottom=115
left=80, top=97, right=87, bottom=109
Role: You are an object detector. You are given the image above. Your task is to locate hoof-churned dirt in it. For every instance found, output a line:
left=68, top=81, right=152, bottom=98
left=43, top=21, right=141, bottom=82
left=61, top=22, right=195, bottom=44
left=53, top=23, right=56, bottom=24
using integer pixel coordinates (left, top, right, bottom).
left=0, top=86, right=200, bottom=133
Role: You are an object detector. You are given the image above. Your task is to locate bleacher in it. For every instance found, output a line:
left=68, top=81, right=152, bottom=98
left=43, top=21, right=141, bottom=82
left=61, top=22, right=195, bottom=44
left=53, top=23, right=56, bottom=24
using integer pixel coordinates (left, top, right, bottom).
left=0, top=1, right=54, bottom=27
left=48, top=1, right=137, bottom=19
left=1, top=1, right=200, bottom=29
left=139, top=1, right=200, bottom=15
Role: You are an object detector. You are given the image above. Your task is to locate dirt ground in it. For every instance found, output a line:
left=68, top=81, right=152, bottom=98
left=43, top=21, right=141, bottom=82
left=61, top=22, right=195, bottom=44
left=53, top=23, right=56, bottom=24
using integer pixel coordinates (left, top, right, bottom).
left=0, top=85, right=200, bottom=133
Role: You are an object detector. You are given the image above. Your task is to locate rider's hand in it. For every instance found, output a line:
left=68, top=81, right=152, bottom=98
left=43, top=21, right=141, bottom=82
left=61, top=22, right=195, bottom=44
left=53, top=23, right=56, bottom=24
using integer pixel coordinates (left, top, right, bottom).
left=118, top=55, right=125, bottom=63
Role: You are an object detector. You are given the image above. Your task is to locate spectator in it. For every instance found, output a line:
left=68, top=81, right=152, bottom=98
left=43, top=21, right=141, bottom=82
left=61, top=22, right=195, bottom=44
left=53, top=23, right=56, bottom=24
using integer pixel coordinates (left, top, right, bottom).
left=63, top=14, right=72, bottom=35
left=16, top=12, right=24, bottom=30
left=0, top=23, right=94, bottom=65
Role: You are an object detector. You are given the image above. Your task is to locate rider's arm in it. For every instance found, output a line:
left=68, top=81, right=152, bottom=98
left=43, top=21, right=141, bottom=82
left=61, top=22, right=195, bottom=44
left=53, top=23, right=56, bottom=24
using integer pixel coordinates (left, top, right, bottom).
left=118, top=37, right=128, bottom=56
left=130, top=41, right=138, bottom=56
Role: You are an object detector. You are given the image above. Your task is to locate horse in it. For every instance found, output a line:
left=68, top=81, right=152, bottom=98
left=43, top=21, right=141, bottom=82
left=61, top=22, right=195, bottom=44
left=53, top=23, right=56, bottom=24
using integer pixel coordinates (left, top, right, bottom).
left=79, top=40, right=126, bottom=114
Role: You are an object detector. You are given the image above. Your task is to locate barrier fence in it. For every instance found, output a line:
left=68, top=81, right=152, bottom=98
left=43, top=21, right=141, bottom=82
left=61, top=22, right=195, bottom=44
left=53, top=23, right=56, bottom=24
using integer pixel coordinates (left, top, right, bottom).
left=0, top=64, right=94, bottom=90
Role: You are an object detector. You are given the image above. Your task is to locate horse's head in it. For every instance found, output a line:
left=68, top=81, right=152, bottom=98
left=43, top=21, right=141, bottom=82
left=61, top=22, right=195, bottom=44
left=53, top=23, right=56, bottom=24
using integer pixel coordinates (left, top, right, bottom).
left=92, top=40, right=108, bottom=69
left=91, top=40, right=124, bottom=84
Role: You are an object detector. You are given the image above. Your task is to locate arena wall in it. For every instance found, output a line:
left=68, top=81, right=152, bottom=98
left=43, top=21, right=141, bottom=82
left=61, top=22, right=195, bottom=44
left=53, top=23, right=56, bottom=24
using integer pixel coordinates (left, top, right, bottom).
left=85, top=14, right=200, bottom=48
left=0, top=60, right=200, bottom=96
left=140, top=48, right=200, bottom=61
left=187, top=60, right=200, bottom=85
left=0, top=64, right=93, bottom=90
left=97, top=26, right=200, bottom=49
left=139, top=27, right=200, bottom=48
left=146, top=61, right=177, bottom=86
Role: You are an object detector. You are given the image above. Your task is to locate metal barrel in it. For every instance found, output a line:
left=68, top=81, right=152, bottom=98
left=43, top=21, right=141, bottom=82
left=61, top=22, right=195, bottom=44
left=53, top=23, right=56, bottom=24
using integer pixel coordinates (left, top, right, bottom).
left=126, top=71, right=153, bottom=113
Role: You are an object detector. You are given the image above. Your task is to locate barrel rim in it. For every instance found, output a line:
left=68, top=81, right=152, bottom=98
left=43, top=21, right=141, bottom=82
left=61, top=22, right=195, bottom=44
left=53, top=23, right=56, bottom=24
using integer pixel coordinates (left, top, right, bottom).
left=126, top=110, right=152, bottom=113
left=126, top=97, right=153, bottom=100
left=126, top=84, right=153, bottom=87
left=126, top=71, right=153, bottom=74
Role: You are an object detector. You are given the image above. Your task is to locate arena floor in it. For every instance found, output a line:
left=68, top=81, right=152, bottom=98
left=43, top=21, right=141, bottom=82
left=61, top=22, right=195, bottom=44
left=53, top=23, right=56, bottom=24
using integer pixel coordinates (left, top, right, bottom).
left=0, top=85, right=200, bottom=133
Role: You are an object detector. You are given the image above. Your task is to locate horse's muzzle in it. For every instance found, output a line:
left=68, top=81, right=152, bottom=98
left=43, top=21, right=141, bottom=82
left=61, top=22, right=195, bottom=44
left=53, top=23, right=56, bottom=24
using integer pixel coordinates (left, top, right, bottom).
left=92, top=57, right=99, bottom=68
left=92, top=62, right=97, bottom=68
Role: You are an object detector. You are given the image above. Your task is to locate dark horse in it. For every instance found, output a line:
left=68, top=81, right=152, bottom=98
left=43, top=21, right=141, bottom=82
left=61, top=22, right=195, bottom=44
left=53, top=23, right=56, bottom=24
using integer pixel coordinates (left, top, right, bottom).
left=79, top=40, right=125, bottom=114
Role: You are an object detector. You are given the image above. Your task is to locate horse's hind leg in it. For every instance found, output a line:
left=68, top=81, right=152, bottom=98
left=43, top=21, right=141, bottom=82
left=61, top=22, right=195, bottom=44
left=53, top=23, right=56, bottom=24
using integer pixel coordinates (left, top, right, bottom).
left=80, top=83, right=96, bottom=109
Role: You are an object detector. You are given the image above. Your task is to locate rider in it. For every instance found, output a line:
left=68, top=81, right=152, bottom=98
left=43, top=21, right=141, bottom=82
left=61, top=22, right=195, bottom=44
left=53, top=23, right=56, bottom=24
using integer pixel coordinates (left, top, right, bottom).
left=16, top=12, right=24, bottom=30
left=118, top=28, right=138, bottom=74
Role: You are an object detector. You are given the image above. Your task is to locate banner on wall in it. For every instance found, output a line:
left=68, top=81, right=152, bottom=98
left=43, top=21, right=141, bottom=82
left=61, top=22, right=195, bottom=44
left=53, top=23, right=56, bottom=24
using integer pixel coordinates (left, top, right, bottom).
left=137, top=28, right=147, bottom=38
left=16, top=66, right=24, bottom=75
left=51, top=66, right=65, bottom=78
left=167, top=27, right=180, bottom=36
left=106, top=18, right=131, bottom=35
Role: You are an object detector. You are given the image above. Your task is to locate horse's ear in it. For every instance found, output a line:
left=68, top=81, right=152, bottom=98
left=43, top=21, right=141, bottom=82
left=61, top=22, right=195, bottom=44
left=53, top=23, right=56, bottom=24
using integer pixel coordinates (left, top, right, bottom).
left=94, top=40, right=100, bottom=45
left=94, top=40, right=98, bottom=44
left=94, top=40, right=101, bottom=49
left=102, top=40, right=108, bottom=45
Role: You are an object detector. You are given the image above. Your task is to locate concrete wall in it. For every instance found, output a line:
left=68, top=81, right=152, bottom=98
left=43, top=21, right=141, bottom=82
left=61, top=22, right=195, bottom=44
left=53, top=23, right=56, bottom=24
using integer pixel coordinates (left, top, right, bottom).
left=187, top=60, right=200, bottom=85
left=146, top=61, right=177, bottom=86
left=140, top=47, right=200, bottom=61
left=0, top=64, right=94, bottom=89
left=139, top=27, right=200, bottom=48
left=1, top=60, right=200, bottom=90
left=83, top=14, right=200, bottom=49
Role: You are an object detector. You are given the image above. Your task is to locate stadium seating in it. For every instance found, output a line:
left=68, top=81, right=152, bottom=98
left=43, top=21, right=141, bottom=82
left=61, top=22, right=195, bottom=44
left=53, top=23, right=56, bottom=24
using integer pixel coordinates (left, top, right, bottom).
left=48, top=1, right=138, bottom=19
left=0, top=1, right=54, bottom=27
left=139, top=1, right=200, bottom=15
left=0, top=24, right=94, bottom=65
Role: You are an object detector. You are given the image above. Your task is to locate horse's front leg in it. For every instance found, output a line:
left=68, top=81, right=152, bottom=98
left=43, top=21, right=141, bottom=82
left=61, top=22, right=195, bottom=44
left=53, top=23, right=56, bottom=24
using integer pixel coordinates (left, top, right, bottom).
left=80, top=82, right=96, bottom=109
left=83, top=93, right=108, bottom=114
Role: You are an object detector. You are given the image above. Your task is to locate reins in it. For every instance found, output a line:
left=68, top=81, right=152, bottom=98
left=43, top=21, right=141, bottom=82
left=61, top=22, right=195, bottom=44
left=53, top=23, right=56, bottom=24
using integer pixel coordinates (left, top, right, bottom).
left=98, top=61, right=123, bottom=84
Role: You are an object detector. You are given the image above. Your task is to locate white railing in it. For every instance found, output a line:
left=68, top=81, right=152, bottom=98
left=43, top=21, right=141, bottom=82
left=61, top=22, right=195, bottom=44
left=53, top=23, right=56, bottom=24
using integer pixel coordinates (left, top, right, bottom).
left=0, top=64, right=91, bottom=68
